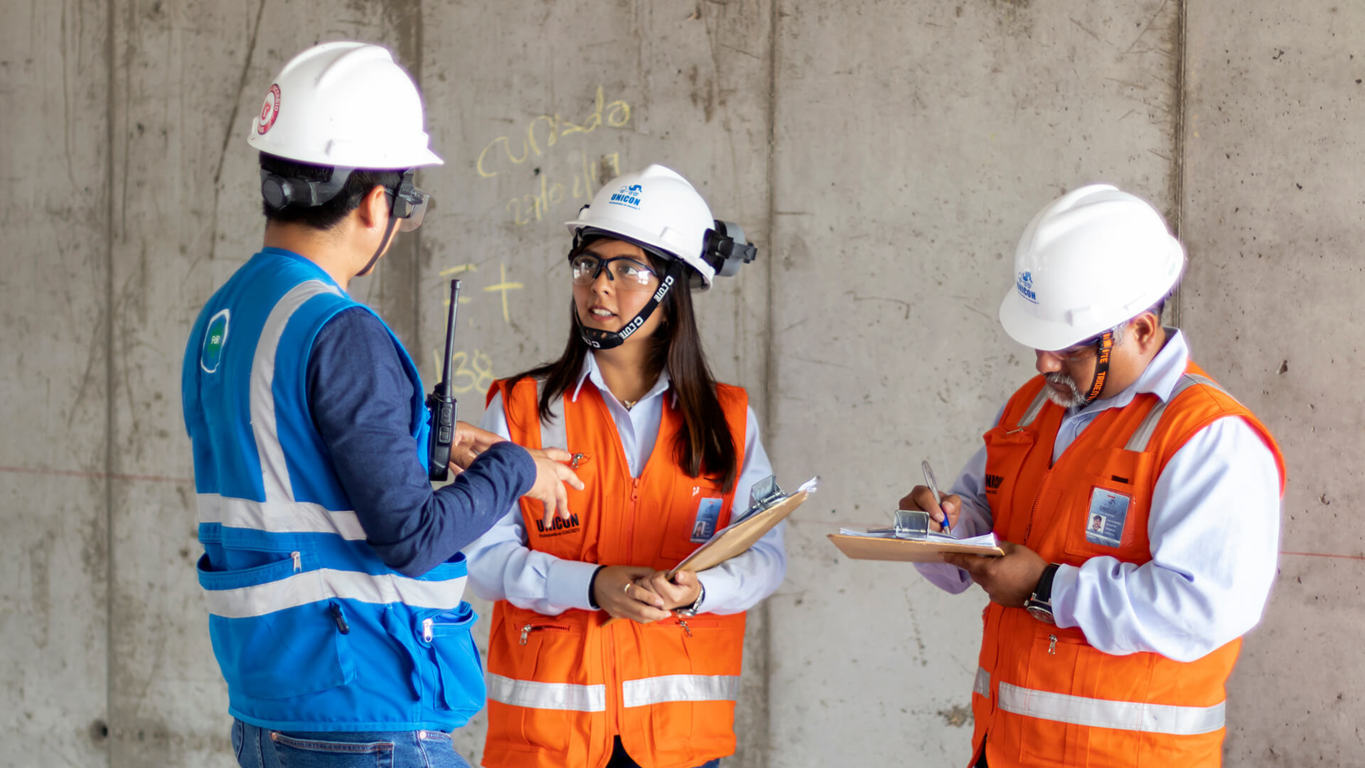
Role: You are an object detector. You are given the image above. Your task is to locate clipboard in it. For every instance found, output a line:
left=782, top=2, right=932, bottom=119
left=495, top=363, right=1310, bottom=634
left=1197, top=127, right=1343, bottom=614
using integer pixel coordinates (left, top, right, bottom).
left=827, top=526, right=1004, bottom=563
left=601, top=475, right=812, bottom=626
left=666, top=475, right=816, bottom=578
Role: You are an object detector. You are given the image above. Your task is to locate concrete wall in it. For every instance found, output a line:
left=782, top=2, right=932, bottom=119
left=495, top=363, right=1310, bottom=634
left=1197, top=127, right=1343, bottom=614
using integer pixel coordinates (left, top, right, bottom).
left=0, top=1, right=1356, bottom=765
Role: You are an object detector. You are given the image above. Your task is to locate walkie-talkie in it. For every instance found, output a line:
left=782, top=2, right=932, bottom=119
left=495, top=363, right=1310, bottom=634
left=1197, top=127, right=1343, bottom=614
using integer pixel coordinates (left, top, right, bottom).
left=426, top=279, right=462, bottom=482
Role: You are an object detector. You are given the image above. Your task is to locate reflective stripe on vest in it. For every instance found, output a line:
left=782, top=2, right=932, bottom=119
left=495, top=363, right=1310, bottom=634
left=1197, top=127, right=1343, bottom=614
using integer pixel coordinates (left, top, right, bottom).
left=997, top=681, right=1226, bottom=736
left=253, top=279, right=337, bottom=502
left=973, top=667, right=991, bottom=699
left=197, top=495, right=367, bottom=540
left=202, top=568, right=467, bottom=619
left=1124, top=374, right=1224, bottom=452
left=621, top=674, right=741, bottom=708
left=486, top=673, right=607, bottom=712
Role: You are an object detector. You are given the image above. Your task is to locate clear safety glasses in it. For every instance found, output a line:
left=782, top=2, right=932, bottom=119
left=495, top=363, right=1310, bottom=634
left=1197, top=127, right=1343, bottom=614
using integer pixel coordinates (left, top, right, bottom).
left=569, top=252, right=658, bottom=291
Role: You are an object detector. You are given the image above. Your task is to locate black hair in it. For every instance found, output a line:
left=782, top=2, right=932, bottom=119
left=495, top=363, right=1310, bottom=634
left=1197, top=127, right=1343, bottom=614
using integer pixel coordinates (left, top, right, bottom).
left=509, top=246, right=740, bottom=492
left=258, top=152, right=403, bottom=231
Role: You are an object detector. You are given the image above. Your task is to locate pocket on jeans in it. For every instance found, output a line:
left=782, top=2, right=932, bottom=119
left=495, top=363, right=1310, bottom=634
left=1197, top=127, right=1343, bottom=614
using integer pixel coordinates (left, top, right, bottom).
left=270, top=732, right=392, bottom=768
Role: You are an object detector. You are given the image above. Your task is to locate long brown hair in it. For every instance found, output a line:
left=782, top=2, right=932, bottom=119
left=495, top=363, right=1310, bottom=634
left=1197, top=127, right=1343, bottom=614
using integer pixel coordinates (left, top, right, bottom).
left=509, top=252, right=739, bottom=492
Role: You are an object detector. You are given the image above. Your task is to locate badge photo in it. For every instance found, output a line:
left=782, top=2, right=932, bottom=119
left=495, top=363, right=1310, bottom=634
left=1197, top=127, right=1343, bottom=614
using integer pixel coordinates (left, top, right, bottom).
left=1085, top=487, right=1129, bottom=547
left=691, top=497, right=723, bottom=542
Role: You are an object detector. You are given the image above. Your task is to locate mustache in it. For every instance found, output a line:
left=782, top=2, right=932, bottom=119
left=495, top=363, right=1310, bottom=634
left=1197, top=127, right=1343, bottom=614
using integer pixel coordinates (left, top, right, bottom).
left=1044, top=372, right=1086, bottom=408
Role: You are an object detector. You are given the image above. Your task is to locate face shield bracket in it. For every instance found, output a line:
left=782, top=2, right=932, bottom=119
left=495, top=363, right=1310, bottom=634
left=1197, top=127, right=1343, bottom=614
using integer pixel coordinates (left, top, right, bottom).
left=702, top=220, right=758, bottom=280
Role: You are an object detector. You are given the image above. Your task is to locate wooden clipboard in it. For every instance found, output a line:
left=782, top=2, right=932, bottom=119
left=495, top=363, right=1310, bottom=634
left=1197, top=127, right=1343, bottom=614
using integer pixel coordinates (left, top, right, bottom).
left=827, top=532, right=1004, bottom=563
left=667, top=483, right=810, bottom=577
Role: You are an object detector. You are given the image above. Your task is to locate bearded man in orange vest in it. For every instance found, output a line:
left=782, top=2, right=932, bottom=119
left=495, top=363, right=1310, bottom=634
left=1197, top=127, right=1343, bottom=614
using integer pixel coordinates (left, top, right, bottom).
left=903, top=185, right=1285, bottom=768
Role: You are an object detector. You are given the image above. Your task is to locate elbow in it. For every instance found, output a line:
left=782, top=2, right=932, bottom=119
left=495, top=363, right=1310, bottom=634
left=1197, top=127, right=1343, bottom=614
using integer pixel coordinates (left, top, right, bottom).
left=371, top=544, right=436, bottom=579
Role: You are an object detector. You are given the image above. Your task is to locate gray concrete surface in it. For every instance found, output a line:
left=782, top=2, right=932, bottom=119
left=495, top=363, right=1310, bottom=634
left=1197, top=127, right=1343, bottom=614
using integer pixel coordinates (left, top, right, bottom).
left=0, top=0, right=1355, bottom=765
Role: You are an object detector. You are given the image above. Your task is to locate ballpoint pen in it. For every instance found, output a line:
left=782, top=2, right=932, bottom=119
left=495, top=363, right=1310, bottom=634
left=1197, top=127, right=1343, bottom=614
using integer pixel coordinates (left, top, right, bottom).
left=921, top=460, right=951, bottom=535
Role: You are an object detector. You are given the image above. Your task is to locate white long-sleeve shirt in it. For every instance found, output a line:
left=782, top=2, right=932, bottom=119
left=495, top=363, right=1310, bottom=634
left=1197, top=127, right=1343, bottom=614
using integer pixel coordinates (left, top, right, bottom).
left=917, top=330, right=1282, bottom=661
left=465, top=353, right=787, bottom=617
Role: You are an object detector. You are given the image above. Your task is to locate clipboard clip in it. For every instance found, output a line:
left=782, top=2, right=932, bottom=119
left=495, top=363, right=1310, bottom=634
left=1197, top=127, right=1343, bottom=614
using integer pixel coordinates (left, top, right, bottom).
left=864, top=509, right=931, bottom=539
left=744, top=475, right=785, bottom=517
left=891, top=509, right=931, bottom=539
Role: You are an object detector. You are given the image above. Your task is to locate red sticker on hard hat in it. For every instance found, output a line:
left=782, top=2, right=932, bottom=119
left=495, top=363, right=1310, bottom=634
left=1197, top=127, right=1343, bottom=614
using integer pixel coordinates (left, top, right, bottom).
left=257, top=84, right=281, bottom=135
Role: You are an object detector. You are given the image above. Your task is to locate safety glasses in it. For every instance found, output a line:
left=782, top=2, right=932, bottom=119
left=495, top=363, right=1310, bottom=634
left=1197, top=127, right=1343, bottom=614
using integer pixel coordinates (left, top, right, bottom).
left=569, top=252, right=658, bottom=290
left=388, top=171, right=431, bottom=232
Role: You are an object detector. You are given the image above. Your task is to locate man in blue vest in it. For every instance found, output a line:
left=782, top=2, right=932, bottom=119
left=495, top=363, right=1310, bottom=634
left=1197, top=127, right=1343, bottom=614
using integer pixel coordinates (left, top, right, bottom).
left=181, top=42, right=582, bottom=768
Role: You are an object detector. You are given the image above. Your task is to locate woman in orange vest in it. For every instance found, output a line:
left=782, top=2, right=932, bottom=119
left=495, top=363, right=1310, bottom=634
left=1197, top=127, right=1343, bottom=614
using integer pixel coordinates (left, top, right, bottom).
left=466, top=164, right=786, bottom=768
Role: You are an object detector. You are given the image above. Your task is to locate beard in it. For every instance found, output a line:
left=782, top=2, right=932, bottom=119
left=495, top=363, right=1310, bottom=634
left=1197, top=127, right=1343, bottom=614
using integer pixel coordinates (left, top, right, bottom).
left=1044, top=371, right=1089, bottom=408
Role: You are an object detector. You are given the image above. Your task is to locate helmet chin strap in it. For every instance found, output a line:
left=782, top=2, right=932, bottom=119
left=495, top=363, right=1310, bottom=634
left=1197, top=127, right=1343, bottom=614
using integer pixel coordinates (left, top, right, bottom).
left=575, top=262, right=681, bottom=350
left=1081, top=329, right=1116, bottom=404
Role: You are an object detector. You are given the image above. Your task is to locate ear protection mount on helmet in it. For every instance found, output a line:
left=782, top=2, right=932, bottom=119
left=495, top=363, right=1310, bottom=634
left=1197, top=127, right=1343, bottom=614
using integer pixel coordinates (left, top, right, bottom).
left=260, top=166, right=356, bottom=211
left=697, top=219, right=757, bottom=289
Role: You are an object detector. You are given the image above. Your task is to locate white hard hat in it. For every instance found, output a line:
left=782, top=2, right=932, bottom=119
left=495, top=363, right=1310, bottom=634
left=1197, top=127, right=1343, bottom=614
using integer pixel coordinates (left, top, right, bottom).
left=566, top=164, right=719, bottom=287
left=247, top=41, right=442, bottom=169
left=998, top=184, right=1185, bottom=351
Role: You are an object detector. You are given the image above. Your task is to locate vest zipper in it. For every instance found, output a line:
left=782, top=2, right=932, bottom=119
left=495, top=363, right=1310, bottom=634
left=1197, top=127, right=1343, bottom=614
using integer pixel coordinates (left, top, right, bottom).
left=422, top=618, right=434, bottom=643
left=291, top=551, right=301, bottom=572
left=1048, top=634, right=1058, bottom=655
left=624, top=477, right=642, bottom=559
left=518, top=622, right=570, bottom=645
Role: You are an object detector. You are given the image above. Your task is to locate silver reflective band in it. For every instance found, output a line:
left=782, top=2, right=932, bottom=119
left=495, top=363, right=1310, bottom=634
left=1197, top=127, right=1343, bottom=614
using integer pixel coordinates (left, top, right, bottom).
left=973, top=667, right=991, bottom=699
left=197, top=495, right=367, bottom=540
left=1125, top=373, right=1227, bottom=452
left=203, top=568, right=466, bottom=619
left=251, top=280, right=341, bottom=503
left=1017, top=387, right=1050, bottom=428
left=486, top=673, right=606, bottom=712
left=622, top=674, right=740, bottom=708
left=997, top=682, right=1225, bottom=736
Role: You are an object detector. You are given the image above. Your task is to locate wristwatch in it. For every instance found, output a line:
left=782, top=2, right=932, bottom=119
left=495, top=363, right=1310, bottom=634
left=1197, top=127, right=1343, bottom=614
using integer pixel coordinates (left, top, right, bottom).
left=675, top=583, right=706, bottom=618
left=1025, top=563, right=1060, bottom=624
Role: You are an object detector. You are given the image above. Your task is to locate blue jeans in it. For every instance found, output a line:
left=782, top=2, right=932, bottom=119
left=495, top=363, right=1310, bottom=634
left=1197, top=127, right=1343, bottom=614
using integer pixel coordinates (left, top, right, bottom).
left=232, top=720, right=472, bottom=768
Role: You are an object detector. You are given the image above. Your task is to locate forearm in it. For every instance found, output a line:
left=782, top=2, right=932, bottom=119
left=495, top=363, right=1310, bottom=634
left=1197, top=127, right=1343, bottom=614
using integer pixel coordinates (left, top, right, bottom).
left=465, top=509, right=598, bottom=615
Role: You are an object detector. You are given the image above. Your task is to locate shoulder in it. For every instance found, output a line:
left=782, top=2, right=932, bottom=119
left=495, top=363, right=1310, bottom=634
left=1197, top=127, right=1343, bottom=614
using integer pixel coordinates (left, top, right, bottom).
left=714, top=381, right=749, bottom=409
left=490, top=375, right=543, bottom=409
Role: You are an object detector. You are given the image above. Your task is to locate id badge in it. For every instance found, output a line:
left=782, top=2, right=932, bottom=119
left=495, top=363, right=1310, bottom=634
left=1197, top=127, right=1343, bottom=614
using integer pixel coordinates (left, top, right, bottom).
left=691, top=497, right=724, bottom=542
left=1085, top=487, right=1129, bottom=547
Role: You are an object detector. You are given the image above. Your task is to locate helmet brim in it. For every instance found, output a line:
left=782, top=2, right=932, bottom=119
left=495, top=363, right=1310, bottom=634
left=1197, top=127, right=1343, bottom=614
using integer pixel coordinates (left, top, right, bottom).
left=998, top=290, right=1091, bottom=352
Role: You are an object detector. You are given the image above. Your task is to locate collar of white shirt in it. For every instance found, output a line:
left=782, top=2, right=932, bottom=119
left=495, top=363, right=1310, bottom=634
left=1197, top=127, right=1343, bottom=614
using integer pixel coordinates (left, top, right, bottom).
left=570, top=352, right=674, bottom=408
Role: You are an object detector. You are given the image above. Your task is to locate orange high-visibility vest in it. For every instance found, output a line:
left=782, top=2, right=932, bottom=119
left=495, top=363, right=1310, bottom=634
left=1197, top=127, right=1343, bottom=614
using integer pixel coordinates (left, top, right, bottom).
left=481, top=376, right=750, bottom=768
left=971, top=363, right=1285, bottom=768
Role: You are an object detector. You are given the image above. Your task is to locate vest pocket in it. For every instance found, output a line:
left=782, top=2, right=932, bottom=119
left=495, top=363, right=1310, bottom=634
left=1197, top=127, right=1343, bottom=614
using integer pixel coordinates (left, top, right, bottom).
left=206, top=602, right=354, bottom=700
left=198, top=551, right=354, bottom=700
left=1060, top=449, right=1153, bottom=562
left=415, top=602, right=486, bottom=715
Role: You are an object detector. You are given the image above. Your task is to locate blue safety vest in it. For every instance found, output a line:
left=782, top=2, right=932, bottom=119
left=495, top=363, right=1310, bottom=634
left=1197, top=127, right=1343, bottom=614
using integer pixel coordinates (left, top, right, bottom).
left=181, top=247, right=484, bottom=731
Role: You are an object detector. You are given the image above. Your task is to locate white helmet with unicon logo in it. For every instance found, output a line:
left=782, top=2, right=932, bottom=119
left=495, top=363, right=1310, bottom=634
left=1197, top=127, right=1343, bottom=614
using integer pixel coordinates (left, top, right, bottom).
left=998, top=184, right=1185, bottom=351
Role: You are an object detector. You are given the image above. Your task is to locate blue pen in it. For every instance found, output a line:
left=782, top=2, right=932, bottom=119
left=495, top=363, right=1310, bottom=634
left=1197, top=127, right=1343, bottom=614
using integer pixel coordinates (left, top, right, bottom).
left=921, top=460, right=951, bottom=536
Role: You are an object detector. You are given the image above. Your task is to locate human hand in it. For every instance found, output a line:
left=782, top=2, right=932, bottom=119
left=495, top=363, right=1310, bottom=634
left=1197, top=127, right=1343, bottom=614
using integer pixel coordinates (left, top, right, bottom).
left=942, top=541, right=1048, bottom=607
left=446, top=421, right=506, bottom=473
left=592, top=565, right=671, bottom=623
left=638, top=569, right=703, bottom=612
left=522, top=447, right=585, bottom=526
left=898, top=484, right=960, bottom=533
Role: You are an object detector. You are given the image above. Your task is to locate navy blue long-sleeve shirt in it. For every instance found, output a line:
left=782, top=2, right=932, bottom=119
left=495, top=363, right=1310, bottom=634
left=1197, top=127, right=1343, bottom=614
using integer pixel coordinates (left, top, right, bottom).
left=306, top=307, right=534, bottom=577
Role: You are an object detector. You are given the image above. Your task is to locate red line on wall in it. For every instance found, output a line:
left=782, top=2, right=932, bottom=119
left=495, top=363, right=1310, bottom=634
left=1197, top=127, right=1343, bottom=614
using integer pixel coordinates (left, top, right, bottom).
left=1280, top=551, right=1365, bottom=562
